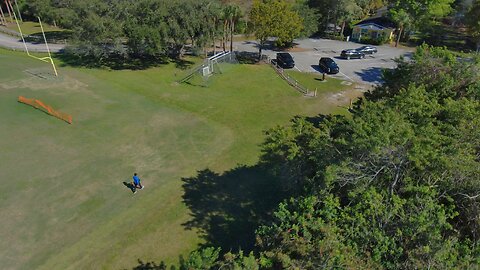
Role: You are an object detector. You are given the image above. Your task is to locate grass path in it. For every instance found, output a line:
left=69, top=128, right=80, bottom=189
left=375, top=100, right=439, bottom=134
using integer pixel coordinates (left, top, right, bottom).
left=0, top=49, right=353, bottom=269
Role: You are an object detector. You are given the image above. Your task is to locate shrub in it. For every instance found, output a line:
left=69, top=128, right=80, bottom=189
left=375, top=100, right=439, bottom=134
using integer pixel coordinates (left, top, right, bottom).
left=359, top=35, right=390, bottom=45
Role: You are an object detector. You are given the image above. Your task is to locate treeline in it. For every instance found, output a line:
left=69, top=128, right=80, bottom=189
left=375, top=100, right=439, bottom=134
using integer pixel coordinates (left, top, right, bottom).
left=22, top=0, right=480, bottom=61
left=169, top=45, right=480, bottom=269
left=23, top=0, right=244, bottom=62
left=20, top=0, right=320, bottom=66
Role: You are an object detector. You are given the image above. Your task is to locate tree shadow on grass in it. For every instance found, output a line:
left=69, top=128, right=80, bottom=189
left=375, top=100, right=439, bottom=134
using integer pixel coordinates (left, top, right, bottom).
left=55, top=51, right=196, bottom=70
left=174, top=58, right=195, bottom=70
left=182, top=165, right=287, bottom=252
left=127, top=259, right=171, bottom=270
left=54, top=51, right=172, bottom=70
left=236, top=51, right=261, bottom=64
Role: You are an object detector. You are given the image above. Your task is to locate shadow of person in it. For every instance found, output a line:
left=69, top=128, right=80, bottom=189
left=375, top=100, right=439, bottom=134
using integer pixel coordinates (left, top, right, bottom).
left=123, top=181, right=136, bottom=193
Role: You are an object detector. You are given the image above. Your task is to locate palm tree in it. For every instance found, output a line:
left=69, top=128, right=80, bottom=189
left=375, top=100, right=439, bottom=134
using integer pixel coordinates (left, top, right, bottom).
left=228, top=5, right=242, bottom=52
left=208, top=1, right=222, bottom=55
left=390, top=9, right=411, bottom=47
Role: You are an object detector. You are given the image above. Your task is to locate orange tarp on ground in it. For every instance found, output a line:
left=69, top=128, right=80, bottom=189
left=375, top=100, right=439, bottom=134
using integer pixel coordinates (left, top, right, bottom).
left=18, top=96, right=72, bottom=124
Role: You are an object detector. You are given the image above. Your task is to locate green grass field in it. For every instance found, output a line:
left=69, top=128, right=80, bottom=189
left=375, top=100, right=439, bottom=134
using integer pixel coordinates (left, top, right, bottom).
left=5, top=21, right=62, bottom=35
left=0, top=49, right=353, bottom=269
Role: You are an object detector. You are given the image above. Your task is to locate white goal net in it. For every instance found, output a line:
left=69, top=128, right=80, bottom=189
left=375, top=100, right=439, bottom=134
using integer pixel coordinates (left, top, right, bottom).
left=178, top=51, right=238, bottom=85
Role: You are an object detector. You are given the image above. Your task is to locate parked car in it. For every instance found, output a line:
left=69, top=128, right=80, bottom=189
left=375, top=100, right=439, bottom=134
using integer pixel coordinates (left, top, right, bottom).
left=318, top=57, right=339, bottom=74
left=356, top=45, right=378, bottom=54
left=340, top=49, right=365, bottom=59
left=276, top=53, right=295, bottom=68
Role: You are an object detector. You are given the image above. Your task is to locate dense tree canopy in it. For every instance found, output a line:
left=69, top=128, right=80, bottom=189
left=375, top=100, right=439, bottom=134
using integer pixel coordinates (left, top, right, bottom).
left=388, top=0, right=454, bottom=43
left=172, top=45, right=480, bottom=270
left=465, top=0, right=480, bottom=51
left=23, top=0, right=244, bottom=63
left=19, top=2, right=480, bottom=268
left=257, top=45, right=480, bottom=269
left=293, top=0, right=318, bottom=38
left=308, top=0, right=385, bottom=36
left=250, top=0, right=303, bottom=55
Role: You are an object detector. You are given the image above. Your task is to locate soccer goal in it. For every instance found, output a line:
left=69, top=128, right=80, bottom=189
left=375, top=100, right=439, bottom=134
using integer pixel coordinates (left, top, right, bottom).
left=178, top=51, right=238, bottom=84
left=11, top=11, right=58, bottom=77
left=204, top=51, right=239, bottom=76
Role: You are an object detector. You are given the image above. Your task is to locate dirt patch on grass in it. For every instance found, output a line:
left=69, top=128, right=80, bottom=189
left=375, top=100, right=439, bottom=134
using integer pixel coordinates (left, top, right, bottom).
left=325, top=84, right=370, bottom=107
left=0, top=70, right=95, bottom=96
left=0, top=76, right=85, bottom=91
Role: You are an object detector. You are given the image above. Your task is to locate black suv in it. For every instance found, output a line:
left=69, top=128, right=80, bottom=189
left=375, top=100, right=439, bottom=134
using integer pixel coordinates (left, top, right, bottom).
left=318, top=57, right=339, bottom=74
left=340, top=49, right=365, bottom=59
left=356, top=46, right=377, bottom=54
left=276, top=53, right=295, bottom=68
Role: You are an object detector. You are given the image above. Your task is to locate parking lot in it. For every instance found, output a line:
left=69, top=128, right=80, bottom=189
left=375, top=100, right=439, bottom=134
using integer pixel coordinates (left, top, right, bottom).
left=234, top=38, right=413, bottom=86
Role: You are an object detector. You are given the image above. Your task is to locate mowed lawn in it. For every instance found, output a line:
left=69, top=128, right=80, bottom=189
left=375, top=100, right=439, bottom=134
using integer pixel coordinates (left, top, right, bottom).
left=4, top=21, right=62, bottom=35
left=0, top=49, right=351, bottom=270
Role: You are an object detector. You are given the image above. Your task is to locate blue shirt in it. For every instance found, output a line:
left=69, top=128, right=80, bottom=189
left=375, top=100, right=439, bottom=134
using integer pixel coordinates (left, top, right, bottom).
left=133, top=175, right=140, bottom=184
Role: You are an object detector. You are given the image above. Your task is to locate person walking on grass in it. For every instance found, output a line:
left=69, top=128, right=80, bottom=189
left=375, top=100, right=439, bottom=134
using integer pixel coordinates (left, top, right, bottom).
left=133, top=173, right=144, bottom=193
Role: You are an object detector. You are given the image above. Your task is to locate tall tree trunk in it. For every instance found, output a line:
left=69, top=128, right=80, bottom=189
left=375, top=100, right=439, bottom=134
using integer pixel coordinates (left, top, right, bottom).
left=212, top=18, right=217, bottom=56
left=333, top=14, right=338, bottom=36
left=221, top=35, right=224, bottom=53
left=395, top=26, right=403, bottom=47
left=258, top=39, right=263, bottom=60
left=325, top=12, right=330, bottom=33
left=230, top=19, right=234, bottom=52
left=223, top=20, right=227, bottom=51
left=340, top=21, right=346, bottom=38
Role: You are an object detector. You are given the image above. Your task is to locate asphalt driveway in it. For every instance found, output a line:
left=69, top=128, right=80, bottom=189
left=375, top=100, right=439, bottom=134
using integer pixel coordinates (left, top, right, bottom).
left=0, top=32, right=65, bottom=53
left=234, top=38, right=413, bottom=85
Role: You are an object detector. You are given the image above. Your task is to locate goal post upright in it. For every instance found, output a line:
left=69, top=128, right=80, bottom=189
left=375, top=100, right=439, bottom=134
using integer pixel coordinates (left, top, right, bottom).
left=11, top=3, right=30, bottom=55
left=4, top=0, right=13, bottom=23
left=0, top=4, right=6, bottom=25
left=38, top=16, right=58, bottom=76
left=13, top=0, right=21, bottom=22
left=12, top=7, right=58, bottom=76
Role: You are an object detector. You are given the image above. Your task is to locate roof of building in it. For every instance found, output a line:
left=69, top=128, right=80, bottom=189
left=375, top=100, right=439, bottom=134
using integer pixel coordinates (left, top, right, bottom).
left=354, top=22, right=394, bottom=31
left=355, top=17, right=396, bottom=29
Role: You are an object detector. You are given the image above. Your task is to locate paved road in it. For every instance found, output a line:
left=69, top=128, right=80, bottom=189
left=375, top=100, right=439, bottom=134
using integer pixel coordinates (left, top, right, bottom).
left=234, top=38, right=413, bottom=85
left=0, top=32, right=412, bottom=85
left=0, top=32, right=65, bottom=53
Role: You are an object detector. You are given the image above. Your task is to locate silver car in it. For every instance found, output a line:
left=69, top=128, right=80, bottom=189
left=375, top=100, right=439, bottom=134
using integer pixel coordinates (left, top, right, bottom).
left=356, top=46, right=378, bottom=54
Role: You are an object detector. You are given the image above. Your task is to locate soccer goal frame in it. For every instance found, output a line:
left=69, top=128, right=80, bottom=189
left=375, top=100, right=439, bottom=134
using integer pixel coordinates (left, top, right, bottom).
left=12, top=10, right=58, bottom=76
